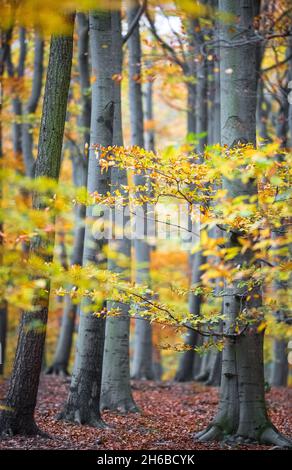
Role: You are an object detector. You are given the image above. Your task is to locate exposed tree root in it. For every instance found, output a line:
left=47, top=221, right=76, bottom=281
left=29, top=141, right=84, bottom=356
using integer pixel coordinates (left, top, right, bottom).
left=195, top=423, right=292, bottom=448
left=101, top=401, right=140, bottom=414
left=57, top=408, right=108, bottom=429
left=194, top=372, right=209, bottom=383
left=174, top=374, right=193, bottom=383
left=46, top=364, right=70, bottom=377
left=195, top=424, right=224, bottom=442
left=260, top=426, right=292, bottom=448
left=131, top=372, right=154, bottom=380
left=0, top=416, right=50, bottom=438
left=205, top=377, right=220, bottom=387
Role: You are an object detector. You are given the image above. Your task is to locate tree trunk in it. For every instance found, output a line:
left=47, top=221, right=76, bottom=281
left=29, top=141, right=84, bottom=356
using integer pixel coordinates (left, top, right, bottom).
left=100, top=8, right=138, bottom=413
left=175, top=18, right=206, bottom=382
left=46, top=13, right=90, bottom=377
left=257, top=78, right=272, bottom=144
left=0, top=25, right=74, bottom=436
left=145, top=72, right=155, bottom=152
left=203, top=47, right=222, bottom=387
left=0, top=305, right=7, bottom=376
left=195, top=348, right=211, bottom=382
left=127, top=0, right=154, bottom=380
left=0, top=30, right=9, bottom=376
left=269, top=65, right=291, bottom=388
left=205, top=348, right=222, bottom=386
left=195, top=25, right=208, bottom=154
left=186, top=19, right=197, bottom=137
left=197, top=0, right=291, bottom=447
left=175, top=251, right=205, bottom=381
left=22, top=34, right=44, bottom=177
left=271, top=339, right=288, bottom=387
left=58, top=10, right=114, bottom=427
left=8, top=27, right=27, bottom=162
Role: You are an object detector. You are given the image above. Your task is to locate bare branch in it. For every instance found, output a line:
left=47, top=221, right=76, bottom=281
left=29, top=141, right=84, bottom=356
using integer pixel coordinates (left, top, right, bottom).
left=123, top=0, right=147, bottom=45
left=145, top=8, right=187, bottom=73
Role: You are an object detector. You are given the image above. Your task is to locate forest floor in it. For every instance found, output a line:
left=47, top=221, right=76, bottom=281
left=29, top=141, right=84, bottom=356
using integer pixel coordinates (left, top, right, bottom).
left=0, top=376, right=291, bottom=450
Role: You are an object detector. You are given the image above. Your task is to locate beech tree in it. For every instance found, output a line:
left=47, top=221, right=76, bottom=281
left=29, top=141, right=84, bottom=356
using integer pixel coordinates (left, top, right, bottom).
left=128, top=0, right=154, bottom=380
left=58, top=10, right=114, bottom=426
left=46, top=13, right=90, bottom=376
left=0, top=19, right=74, bottom=435
left=196, top=0, right=291, bottom=446
left=0, top=29, right=9, bottom=376
left=100, top=6, right=138, bottom=413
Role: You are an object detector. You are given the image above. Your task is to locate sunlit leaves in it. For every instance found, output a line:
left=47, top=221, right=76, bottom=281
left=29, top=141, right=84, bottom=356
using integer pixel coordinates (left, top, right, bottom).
left=0, top=140, right=291, bottom=340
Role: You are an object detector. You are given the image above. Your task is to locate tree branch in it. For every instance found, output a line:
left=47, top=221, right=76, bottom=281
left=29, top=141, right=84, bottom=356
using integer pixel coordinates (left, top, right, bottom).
left=123, top=0, right=147, bottom=44
left=145, top=8, right=187, bottom=73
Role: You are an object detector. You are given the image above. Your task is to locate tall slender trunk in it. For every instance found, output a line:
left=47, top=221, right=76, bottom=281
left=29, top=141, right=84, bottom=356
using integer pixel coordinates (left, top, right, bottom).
left=145, top=72, right=155, bottom=152
left=205, top=348, right=222, bottom=386
left=0, top=30, right=9, bottom=376
left=175, top=19, right=203, bottom=383
left=201, top=47, right=222, bottom=387
left=128, top=0, right=154, bottom=380
left=271, top=339, right=288, bottom=387
left=197, top=1, right=291, bottom=447
left=0, top=307, right=7, bottom=376
left=46, top=13, right=90, bottom=376
left=7, top=27, right=26, bottom=162
left=59, top=10, right=114, bottom=427
left=186, top=18, right=197, bottom=137
left=257, top=78, right=272, bottom=144
left=195, top=44, right=208, bottom=155
left=101, top=8, right=138, bottom=413
left=175, top=251, right=205, bottom=381
left=22, top=34, right=44, bottom=177
left=288, top=39, right=292, bottom=147
left=0, top=24, right=74, bottom=436
left=270, top=57, right=291, bottom=388
left=144, top=62, right=163, bottom=380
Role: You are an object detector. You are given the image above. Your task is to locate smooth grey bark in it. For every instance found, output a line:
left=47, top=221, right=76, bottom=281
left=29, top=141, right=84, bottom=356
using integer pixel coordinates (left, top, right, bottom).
left=175, top=251, right=206, bottom=381
left=22, top=34, right=44, bottom=177
left=205, top=347, right=222, bottom=386
left=200, top=50, right=222, bottom=386
left=58, top=10, right=114, bottom=427
left=257, top=78, right=272, bottom=144
left=269, top=57, right=291, bottom=388
left=206, top=54, right=222, bottom=386
left=271, top=339, right=288, bottom=387
left=145, top=72, right=155, bottom=152
left=0, top=26, right=74, bottom=436
left=185, top=18, right=197, bottom=137
left=128, top=0, right=154, bottom=380
left=197, top=0, right=291, bottom=447
left=195, top=347, right=211, bottom=382
left=6, top=27, right=27, bottom=160
left=275, top=74, right=289, bottom=149
left=195, top=40, right=208, bottom=154
left=176, top=4, right=215, bottom=382
left=101, top=9, right=138, bottom=413
left=46, top=13, right=90, bottom=377
left=190, top=4, right=209, bottom=151
left=174, top=19, right=201, bottom=382
left=144, top=61, right=163, bottom=380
